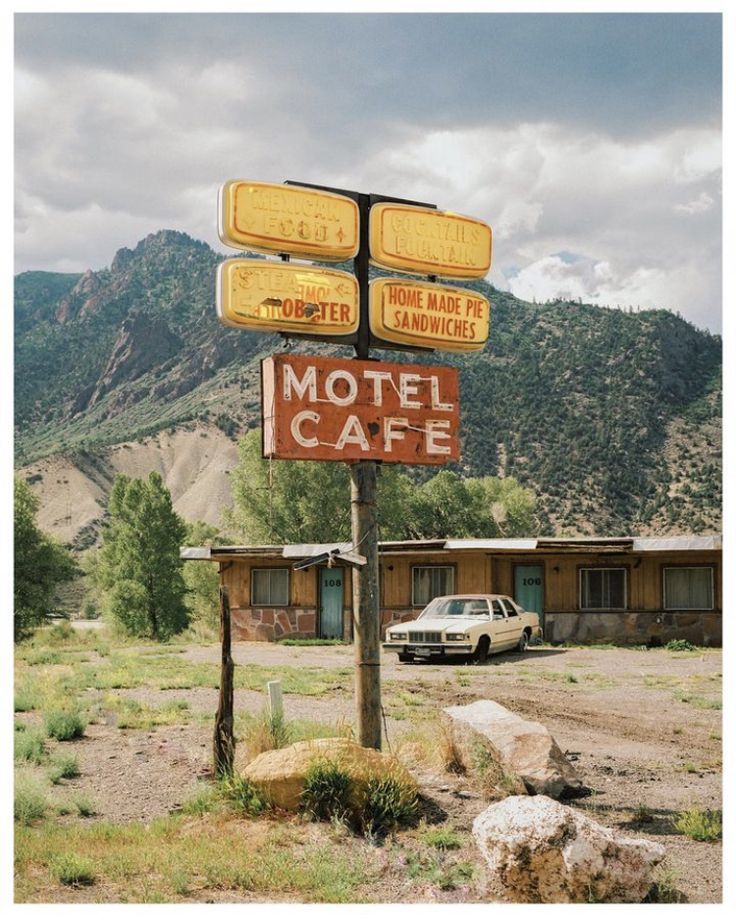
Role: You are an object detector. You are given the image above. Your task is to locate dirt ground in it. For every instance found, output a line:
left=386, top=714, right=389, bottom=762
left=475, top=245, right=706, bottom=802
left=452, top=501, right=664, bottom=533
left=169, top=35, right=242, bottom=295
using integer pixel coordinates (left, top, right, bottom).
left=37, top=640, right=723, bottom=903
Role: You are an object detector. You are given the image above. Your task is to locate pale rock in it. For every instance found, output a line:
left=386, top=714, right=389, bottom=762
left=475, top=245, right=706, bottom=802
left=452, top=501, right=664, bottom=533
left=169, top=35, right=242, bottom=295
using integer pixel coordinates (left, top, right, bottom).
left=238, top=737, right=416, bottom=811
left=444, top=700, right=583, bottom=797
left=473, top=795, right=666, bottom=903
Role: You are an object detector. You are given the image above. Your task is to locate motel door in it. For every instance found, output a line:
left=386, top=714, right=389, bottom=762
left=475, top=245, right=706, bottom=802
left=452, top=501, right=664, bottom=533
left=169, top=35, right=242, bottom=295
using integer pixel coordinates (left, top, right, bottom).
left=319, top=567, right=344, bottom=639
left=514, top=565, right=545, bottom=630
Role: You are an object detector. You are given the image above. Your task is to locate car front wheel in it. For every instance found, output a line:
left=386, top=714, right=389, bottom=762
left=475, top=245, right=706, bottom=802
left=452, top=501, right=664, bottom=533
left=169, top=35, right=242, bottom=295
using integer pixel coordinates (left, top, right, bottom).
left=470, top=636, right=490, bottom=664
left=517, top=630, right=530, bottom=652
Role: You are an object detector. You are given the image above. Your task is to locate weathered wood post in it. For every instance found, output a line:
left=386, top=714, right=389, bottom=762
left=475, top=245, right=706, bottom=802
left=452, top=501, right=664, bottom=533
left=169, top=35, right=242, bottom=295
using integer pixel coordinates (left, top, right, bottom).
left=350, top=459, right=382, bottom=750
left=213, top=585, right=234, bottom=777
left=350, top=191, right=382, bottom=751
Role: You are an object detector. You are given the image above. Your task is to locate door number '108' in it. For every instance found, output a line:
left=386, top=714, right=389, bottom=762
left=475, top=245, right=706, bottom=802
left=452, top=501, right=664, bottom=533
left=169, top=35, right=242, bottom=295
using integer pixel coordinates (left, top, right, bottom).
left=325, top=580, right=342, bottom=587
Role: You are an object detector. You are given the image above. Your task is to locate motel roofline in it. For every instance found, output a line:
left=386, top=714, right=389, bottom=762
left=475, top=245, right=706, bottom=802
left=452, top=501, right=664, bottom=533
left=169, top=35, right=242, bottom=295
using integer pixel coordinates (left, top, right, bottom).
left=181, top=534, right=722, bottom=562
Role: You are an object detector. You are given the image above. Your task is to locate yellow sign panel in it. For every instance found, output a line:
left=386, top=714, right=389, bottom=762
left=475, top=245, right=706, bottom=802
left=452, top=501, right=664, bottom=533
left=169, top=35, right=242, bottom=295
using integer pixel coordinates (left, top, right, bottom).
left=219, top=181, right=359, bottom=261
left=217, top=259, right=359, bottom=336
left=369, top=203, right=492, bottom=279
left=369, top=278, right=490, bottom=352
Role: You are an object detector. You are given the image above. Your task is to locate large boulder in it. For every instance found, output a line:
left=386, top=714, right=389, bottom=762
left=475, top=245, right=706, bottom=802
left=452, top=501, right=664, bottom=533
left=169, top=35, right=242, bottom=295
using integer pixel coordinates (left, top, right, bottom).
left=473, top=795, right=666, bottom=903
left=444, top=700, right=582, bottom=797
left=238, top=737, right=416, bottom=811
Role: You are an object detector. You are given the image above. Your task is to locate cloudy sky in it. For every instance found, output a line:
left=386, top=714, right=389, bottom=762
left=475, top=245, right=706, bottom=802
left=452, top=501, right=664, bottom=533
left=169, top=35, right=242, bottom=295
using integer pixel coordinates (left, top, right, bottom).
left=14, top=11, right=723, bottom=331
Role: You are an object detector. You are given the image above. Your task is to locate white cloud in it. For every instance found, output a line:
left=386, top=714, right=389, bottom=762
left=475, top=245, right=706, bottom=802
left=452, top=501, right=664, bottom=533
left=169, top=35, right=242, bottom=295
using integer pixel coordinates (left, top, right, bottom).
left=14, top=57, right=722, bottom=332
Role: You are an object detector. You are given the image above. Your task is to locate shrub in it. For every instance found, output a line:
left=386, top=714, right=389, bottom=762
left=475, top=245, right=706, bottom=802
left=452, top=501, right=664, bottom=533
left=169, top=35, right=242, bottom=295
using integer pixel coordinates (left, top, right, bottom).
left=14, top=729, right=47, bottom=764
left=220, top=776, right=270, bottom=816
left=675, top=807, right=722, bottom=842
left=665, top=639, right=697, bottom=652
left=50, top=854, right=96, bottom=887
left=45, top=709, right=86, bottom=741
left=48, top=754, right=80, bottom=784
left=301, top=759, right=353, bottom=823
left=14, top=774, right=49, bottom=824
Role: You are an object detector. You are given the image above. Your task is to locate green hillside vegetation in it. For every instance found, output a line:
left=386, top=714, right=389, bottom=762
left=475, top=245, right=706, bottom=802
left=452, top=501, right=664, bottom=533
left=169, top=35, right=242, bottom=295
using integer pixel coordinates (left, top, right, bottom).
left=14, top=230, right=722, bottom=536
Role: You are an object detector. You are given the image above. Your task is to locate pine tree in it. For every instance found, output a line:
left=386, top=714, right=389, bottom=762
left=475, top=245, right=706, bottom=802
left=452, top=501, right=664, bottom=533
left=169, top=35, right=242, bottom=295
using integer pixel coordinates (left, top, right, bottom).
left=14, top=478, right=76, bottom=641
left=98, top=472, right=189, bottom=640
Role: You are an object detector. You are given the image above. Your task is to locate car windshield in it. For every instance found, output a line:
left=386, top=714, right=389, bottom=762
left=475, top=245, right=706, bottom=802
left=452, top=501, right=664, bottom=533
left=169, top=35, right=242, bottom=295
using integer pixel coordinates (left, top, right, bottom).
left=420, top=598, right=490, bottom=619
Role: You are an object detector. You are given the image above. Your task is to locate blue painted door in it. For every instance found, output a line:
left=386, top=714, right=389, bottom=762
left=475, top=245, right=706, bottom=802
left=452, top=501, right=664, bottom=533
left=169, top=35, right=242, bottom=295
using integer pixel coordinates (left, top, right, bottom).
left=514, top=565, right=545, bottom=628
left=319, top=567, right=344, bottom=639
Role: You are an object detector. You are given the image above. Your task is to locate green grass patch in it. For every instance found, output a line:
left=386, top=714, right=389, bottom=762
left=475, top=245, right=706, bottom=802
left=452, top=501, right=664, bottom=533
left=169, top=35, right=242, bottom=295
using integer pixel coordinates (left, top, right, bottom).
left=674, top=807, right=722, bottom=842
left=48, top=754, right=80, bottom=784
left=44, top=709, right=86, bottom=741
left=14, top=772, right=50, bottom=825
left=220, top=776, right=271, bottom=816
left=665, top=639, right=697, bottom=652
left=15, top=815, right=380, bottom=902
left=101, top=694, right=191, bottom=729
left=277, top=638, right=348, bottom=646
left=50, top=853, right=97, bottom=887
left=420, top=827, right=463, bottom=851
left=14, top=683, right=40, bottom=712
left=15, top=728, right=48, bottom=764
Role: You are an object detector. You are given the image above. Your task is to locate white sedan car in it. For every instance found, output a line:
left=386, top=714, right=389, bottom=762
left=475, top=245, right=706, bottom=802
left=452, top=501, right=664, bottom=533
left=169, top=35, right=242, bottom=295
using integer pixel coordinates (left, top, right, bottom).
left=383, top=594, right=543, bottom=663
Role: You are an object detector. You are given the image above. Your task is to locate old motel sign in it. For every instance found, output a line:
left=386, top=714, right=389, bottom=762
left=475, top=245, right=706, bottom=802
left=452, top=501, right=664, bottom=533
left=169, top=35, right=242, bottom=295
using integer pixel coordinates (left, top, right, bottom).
left=219, top=180, right=359, bottom=261
left=369, top=278, right=490, bottom=352
left=369, top=202, right=492, bottom=279
left=217, top=259, right=359, bottom=336
left=262, top=353, right=460, bottom=465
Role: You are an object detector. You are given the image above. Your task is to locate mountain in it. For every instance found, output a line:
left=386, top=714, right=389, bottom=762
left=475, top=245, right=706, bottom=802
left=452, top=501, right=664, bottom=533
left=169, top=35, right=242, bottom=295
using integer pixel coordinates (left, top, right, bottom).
left=14, top=230, right=722, bottom=545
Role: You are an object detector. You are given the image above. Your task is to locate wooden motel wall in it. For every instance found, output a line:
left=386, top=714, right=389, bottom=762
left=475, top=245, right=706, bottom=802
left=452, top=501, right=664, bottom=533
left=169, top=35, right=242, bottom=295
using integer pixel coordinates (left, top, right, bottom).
left=213, top=543, right=721, bottom=646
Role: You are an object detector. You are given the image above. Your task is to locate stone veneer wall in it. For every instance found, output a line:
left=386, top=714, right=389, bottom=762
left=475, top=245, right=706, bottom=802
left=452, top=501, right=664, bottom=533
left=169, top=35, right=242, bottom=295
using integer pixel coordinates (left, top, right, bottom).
left=545, top=611, right=722, bottom=647
left=230, top=607, right=317, bottom=642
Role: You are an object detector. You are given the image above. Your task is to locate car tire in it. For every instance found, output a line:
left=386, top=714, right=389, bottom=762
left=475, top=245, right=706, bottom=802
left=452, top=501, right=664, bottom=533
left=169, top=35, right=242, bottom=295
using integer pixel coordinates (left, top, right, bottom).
left=517, top=629, right=530, bottom=653
left=398, top=653, right=414, bottom=663
left=470, top=636, right=490, bottom=664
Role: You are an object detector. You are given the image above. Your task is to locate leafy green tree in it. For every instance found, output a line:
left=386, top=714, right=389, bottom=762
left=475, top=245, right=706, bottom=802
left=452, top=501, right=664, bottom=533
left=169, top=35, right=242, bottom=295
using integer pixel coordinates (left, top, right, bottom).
left=183, top=520, right=230, bottom=629
left=97, top=472, right=188, bottom=640
left=226, top=429, right=536, bottom=544
left=226, top=429, right=413, bottom=543
left=14, top=478, right=76, bottom=641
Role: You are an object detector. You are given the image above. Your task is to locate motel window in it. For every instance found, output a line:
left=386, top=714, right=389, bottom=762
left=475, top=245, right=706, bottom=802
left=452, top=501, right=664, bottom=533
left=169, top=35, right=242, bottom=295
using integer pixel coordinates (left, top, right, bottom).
left=580, top=568, right=626, bottom=610
left=663, top=567, right=714, bottom=611
left=251, top=568, right=289, bottom=606
left=412, top=566, right=454, bottom=607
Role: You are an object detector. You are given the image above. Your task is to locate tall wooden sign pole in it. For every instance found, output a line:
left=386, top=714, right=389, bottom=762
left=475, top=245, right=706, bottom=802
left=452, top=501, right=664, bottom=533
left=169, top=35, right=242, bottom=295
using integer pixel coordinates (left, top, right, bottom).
left=351, top=192, right=381, bottom=750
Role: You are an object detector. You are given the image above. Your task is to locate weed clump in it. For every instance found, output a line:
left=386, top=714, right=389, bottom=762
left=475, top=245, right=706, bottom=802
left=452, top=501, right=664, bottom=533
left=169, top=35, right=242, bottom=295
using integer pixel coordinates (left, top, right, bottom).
left=14, top=773, right=49, bottom=825
left=301, top=759, right=353, bottom=823
left=14, top=728, right=47, bottom=764
left=665, top=639, right=697, bottom=652
left=45, top=709, right=86, bottom=741
left=300, top=758, right=419, bottom=839
left=220, top=776, right=270, bottom=815
left=48, top=755, right=80, bottom=784
left=675, top=807, right=722, bottom=842
left=50, top=854, right=96, bottom=887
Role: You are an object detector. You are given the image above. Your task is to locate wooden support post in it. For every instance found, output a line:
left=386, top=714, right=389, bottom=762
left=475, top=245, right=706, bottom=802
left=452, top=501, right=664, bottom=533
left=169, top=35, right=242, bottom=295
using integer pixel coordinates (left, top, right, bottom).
left=350, top=459, right=382, bottom=750
left=213, top=586, right=235, bottom=778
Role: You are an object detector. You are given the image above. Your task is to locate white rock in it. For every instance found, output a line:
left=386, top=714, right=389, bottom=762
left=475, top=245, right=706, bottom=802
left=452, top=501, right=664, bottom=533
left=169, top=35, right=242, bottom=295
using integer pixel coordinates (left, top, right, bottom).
left=444, top=699, right=582, bottom=797
left=473, top=795, right=666, bottom=903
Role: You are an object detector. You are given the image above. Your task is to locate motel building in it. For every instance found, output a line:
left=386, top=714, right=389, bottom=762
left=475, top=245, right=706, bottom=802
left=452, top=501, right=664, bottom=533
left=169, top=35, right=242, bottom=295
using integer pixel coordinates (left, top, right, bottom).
left=182, top=534, right=721, bottom=647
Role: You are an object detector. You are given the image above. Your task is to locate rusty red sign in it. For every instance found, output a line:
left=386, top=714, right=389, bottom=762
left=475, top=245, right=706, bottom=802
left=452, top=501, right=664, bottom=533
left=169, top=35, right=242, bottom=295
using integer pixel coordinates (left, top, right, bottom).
left=261, top=353, right=460, bottom=464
